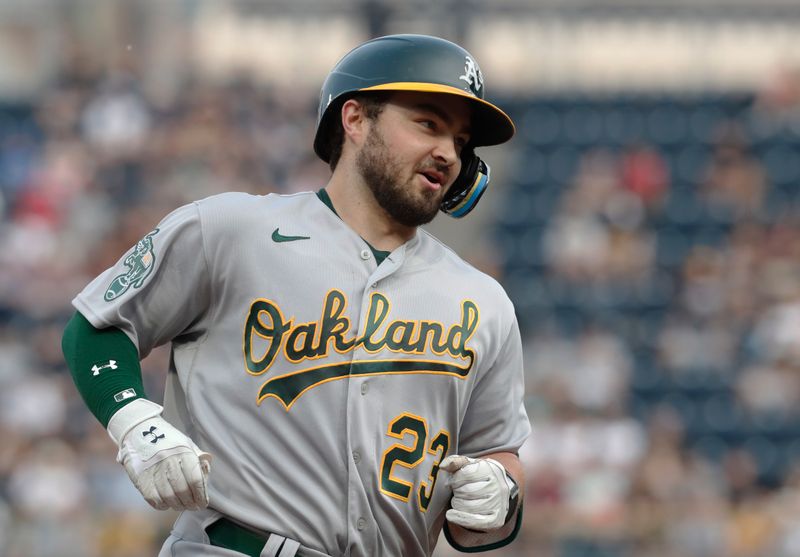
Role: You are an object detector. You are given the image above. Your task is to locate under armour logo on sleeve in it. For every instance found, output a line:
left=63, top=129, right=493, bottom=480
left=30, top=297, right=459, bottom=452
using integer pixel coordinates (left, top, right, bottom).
left=91, top=360, right=118, bottom=376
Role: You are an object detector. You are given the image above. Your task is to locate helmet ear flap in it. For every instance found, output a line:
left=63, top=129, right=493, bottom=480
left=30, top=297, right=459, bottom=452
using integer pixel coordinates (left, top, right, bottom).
left=440, top=150, right=490, bottom=218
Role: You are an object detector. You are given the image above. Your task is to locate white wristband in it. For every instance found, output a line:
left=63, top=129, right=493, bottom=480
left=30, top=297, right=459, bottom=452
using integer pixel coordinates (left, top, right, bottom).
left=107, top=398, right=164, bottom=445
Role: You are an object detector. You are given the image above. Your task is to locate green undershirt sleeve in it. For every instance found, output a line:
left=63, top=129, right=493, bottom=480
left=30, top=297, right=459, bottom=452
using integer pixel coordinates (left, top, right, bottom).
left=61, top=311, right=147, bottom=428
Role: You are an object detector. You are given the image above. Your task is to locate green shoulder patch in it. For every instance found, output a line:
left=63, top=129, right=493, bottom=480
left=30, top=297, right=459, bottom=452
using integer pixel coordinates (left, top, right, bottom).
left=104, top=229, right=160, bottom=302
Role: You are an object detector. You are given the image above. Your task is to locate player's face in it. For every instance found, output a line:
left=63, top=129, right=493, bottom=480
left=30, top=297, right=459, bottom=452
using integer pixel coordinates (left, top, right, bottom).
left=355, top=92, right=472, bottom=227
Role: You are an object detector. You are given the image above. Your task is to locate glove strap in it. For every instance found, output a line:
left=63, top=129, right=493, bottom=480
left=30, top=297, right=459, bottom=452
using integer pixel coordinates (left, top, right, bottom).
left=482, top=458, right=521, bottom=526
left=503, top=470, right=520, bottom=525
left=107, top=398, right=164, bottom=445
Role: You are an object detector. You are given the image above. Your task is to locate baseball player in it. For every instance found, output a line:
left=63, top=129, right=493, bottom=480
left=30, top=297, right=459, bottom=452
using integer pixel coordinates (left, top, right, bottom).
left=62, top=34, right=530, bottom=556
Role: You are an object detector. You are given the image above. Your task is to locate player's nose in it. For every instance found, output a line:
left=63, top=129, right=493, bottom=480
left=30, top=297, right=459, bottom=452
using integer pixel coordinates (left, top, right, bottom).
left=431, top=134, right=459, bottom=169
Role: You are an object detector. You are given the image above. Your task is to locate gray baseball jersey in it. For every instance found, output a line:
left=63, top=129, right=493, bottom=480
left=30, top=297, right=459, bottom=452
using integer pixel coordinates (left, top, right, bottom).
left=73, top=191, right=531, bottom=557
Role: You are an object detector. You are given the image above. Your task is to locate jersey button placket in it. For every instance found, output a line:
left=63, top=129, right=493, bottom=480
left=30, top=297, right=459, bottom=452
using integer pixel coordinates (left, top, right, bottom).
left=349, top=281, right=377, bottom=553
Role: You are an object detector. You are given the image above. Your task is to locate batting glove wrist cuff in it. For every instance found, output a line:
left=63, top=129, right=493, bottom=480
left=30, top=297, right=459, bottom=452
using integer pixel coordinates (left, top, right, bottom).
left=482, top=459, right=520, bottom=526
left=107, top=398, right=164, bottom=445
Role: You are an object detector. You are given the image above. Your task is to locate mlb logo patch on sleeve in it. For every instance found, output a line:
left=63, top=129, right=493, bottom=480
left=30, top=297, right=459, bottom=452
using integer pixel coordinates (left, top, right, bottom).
left=114, top=389, right=137, bottom=402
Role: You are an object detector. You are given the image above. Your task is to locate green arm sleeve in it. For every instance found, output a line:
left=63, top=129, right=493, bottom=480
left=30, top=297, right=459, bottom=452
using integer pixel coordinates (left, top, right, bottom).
left=61, top=311, right=147, bottom=427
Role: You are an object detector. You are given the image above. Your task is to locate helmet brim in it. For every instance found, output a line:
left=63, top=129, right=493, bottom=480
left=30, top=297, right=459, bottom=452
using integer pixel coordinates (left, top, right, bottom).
left=314, top=82, right=515, bottom=163
left=360, top=82, right=516, bottom=147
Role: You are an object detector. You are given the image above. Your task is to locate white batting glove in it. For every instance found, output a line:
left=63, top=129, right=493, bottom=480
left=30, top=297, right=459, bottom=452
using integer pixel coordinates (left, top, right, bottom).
left=107, top=399, right=212, bottom=511
left=440, top=455, right=516, bottom=532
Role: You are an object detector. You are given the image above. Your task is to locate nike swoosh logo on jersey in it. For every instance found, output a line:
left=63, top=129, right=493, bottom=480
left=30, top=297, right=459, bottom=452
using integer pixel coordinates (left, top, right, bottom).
left=271, top=228, right=310, bottom=242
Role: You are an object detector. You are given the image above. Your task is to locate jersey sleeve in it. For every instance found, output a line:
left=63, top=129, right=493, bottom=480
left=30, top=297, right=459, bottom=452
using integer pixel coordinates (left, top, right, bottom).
left=72, top=202, right=212, bottom=358
left=458, top=313, right=531, bottom=456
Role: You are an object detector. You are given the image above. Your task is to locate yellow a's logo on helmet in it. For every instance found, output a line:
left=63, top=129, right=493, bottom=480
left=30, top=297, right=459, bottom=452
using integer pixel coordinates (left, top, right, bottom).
left=458, top=55, right=484, bottom=96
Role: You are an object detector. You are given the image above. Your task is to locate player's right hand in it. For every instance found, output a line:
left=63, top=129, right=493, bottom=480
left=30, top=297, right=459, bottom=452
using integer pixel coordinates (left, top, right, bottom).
left=108, top=399, right=212, bottom=511
left=440, top=454, right=512, bottom=532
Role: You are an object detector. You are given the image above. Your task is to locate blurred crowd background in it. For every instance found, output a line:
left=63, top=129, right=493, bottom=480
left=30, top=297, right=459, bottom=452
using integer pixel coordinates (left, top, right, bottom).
left=3, top=1, right=800, bottom=556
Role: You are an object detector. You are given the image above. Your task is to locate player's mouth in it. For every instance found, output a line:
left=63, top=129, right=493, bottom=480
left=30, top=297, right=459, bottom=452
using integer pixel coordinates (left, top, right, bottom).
left=418, top=169, right=446, bottom=190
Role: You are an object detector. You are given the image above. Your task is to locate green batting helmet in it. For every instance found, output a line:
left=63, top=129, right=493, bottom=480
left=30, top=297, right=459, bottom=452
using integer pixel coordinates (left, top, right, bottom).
left=313, top=34, right=515, bottom=163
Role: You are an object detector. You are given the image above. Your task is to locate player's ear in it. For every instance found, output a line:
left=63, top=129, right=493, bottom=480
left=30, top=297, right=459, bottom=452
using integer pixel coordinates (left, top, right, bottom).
left=341, top=99, right=369, bottom=145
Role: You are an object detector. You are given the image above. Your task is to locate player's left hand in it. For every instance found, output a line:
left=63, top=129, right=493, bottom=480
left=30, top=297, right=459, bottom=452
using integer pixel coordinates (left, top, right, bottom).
left=440, top=455, right=514, bottom=532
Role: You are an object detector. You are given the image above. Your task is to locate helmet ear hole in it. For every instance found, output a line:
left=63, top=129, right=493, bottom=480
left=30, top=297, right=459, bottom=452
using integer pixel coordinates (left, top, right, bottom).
left=440, top=153, right=490, bottom=218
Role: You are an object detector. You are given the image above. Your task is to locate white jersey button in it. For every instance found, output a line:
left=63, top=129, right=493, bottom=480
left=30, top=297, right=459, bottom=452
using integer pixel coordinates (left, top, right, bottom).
left=371, top=283, right=377, bottom=289
left=357, top=517, right=367, bottom=530
left=353, top=450, right=361, bottom=463
left=361, top=382, right=369, bottom=395
left=360, top=249, right=371, bottom=260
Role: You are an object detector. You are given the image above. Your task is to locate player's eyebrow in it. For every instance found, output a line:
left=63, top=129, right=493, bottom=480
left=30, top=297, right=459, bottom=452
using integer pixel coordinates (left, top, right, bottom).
left=414, top=102, right=472, bottom=137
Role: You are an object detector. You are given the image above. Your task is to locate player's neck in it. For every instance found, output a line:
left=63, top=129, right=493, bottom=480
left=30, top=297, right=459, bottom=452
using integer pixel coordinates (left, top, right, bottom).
left=325, top=172, right=415, bottom=252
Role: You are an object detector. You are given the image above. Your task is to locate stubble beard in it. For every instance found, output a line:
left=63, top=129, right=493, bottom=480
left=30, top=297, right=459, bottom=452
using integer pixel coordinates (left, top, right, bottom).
left=355, top=125, right=443, bottom=228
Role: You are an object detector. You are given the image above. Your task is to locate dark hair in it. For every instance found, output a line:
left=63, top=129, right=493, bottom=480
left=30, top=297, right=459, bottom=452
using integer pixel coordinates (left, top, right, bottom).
left=326, top=92, right=389, bottom=171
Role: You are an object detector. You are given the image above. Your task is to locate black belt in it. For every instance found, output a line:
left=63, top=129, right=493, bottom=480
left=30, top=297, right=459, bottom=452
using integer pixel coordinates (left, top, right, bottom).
left=206, top=517, right=301, bottom=557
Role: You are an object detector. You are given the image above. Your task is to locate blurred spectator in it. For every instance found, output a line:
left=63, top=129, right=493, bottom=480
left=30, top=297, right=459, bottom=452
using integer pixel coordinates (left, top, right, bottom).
left=620, top=142, right=670, bottom=213
left=723, top=466, right=777, bottom=557
left=543, top=148, right=657, bottom=286
left=753, top=65, right=800, bottom=130
left=772, top=465, right=800, bottom=556
left=523, top=323, right=633, bottom=413
left=0, top=375, right=67, bottom=437
left=698, top=122, right=766, bottom=218
left=736, top=360, right=800, bottom=418
left=723, top=221, right=766, bottom=323
left=661, top=484, right=728, bottom=557
left=81, top=72, right=152, bottom=159
left=7, top=439, right=87, bottom=519
left=749, top=271, right=800, bottom=364
left=543, top=193, right=612, bottom=281
left=679, top=245, right=730, bottom=318
left=568, top=325, right=634, bottom=412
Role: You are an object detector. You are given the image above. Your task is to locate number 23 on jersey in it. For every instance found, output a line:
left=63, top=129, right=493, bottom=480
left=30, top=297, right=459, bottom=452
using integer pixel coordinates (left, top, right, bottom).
left=379, top=413, right=450, bottom=512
